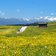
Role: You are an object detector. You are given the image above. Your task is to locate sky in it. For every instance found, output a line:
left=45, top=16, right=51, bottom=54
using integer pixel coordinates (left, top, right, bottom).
left=0, top=0, right=56, bottom=18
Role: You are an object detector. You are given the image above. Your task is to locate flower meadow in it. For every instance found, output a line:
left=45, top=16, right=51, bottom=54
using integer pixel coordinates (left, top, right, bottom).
left=0, top=22, right=56, bottom=56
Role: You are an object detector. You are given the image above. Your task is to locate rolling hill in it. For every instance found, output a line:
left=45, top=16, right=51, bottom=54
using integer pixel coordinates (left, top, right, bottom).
left=0, top=22, right=56, bottom=56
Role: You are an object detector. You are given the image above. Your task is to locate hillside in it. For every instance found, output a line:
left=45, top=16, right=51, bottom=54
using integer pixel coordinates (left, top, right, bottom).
left=0, top=22, right=56, bottom=56
left=1, top=22, right=56, bottom=37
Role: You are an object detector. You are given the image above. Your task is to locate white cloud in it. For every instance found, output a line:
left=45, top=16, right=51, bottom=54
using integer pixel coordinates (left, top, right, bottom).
left=44, top=16, right=56, bottom=21
left=45, top=16, right=50, bottom=19
left=40, top=17, right=43, bottom=19
left=34, top=16, right=56, bottom=22
left=23, top=18, right=30, bottom=21
left=53, top=18, right=56, bottom=20
left=48, top=17, right=53, bottom=21
left=44, top=16, right=53, bottom=21
left=25, top=18, right=30, bottom=21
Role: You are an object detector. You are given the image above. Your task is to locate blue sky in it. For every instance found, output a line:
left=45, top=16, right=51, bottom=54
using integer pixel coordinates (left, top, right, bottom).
left=0, top=0, right=56, bottom=18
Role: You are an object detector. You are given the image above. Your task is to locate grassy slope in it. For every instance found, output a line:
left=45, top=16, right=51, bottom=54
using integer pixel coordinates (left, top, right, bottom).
left=0, top=22, right=56, bottom=56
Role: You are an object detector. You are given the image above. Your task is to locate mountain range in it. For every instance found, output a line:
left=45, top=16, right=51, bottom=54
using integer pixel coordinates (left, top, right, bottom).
left=0, top=16, right=56, bottom=25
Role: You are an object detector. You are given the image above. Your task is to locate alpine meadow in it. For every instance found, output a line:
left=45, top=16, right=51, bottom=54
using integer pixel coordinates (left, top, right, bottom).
left=0, top=22, right=56, bottom=56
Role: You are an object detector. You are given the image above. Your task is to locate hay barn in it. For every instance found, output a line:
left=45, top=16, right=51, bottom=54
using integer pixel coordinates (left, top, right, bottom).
left=38, top=22, right=48, bottom=28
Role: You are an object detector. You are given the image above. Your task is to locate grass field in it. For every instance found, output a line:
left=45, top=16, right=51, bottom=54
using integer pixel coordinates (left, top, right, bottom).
left=0, top=22, right=56, bottom=56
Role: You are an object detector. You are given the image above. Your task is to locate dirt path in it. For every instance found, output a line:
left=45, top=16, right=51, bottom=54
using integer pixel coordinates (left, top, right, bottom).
left=17, top=26, right=28, bottom=33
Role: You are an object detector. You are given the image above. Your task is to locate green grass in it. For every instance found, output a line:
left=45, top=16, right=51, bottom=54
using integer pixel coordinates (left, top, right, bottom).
left=0, top=22, right=56, bottom=56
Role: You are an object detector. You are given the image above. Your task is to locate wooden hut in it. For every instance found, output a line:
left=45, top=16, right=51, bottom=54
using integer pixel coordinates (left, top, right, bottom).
left=38, top=22, right=48, bottom=28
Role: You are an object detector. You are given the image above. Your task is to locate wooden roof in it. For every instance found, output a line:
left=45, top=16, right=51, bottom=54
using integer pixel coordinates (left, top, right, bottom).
left=38, top=22, right=48, bottom=24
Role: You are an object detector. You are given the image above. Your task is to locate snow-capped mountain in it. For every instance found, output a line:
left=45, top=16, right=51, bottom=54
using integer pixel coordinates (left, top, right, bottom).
left=0, top=16, right=56, bottom=25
